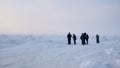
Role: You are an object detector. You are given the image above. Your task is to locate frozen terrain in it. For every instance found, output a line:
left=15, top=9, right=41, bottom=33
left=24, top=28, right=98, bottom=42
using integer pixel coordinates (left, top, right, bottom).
left=0, top=34, right=120, bottom=68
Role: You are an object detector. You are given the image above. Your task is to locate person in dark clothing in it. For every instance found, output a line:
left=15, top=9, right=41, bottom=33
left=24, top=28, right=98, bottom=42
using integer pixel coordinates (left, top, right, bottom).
left=73, top=34, right=77, bottom=45
left=80, top=33, right=85, bottom=45
left=67, top=32, right=72, bottom=45
left=96, top=34, right=100, bottom=43
left=83, top=33, right=86, bottom=45
left=85, top=33, right=89, bottom=44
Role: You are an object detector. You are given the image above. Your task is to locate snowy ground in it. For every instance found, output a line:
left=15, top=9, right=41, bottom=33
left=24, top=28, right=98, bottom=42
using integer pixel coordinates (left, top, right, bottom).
left=0, top=34, right=120, bottom=68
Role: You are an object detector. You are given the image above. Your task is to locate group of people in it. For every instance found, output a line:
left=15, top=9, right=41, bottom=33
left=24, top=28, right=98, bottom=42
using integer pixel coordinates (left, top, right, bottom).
left=67, top=32, right=76, bottom=45
left=67, top=32, right=100, bottom=45
left=80, top=33, right=89, bottom=45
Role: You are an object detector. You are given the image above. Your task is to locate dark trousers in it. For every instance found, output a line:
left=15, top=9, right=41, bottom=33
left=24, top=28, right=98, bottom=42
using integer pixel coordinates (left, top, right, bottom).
left=97, top=39, right=99, bottom=43
left=73, top=40, right=76, bottom=45
left=81, top=39, right=85, bottom=45
left=68, top=39, right=71, bottom=45
left=86, top=39, right=88, bottom=44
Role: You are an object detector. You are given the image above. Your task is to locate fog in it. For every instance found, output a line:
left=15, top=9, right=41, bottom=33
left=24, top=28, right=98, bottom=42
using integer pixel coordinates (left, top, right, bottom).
left=0, top=0, right=120, bottom=35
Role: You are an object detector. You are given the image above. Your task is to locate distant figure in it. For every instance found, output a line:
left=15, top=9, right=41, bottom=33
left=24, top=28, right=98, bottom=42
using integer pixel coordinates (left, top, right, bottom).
left=96, top=34, right=100, bottom=43
left=80, top=33, right=85, bottom=45
left=73, top=34, right=77, bottom=45
left=67, top=32, right=72, bottom=45
left=85, top=33, right=89, bottom=44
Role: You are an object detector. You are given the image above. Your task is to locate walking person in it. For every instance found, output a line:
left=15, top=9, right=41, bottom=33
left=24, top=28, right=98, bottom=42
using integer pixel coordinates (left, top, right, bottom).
left=96, top=34, right=100, bottom=43
left=67, top=32, right=72, bottom=45
left=73, top=34, right=77, bottom=45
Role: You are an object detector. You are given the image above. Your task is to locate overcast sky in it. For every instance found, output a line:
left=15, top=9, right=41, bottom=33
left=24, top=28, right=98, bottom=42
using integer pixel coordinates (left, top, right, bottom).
left=0, top=0, right=120, bottom=35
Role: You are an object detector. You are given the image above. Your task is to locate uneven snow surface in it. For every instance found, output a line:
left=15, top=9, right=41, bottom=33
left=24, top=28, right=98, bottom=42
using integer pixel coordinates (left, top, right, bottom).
left=0, top=34, right=120, bottom=68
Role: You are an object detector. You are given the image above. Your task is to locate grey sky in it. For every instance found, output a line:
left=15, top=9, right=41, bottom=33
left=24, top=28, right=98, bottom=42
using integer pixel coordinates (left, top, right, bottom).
left=0, top=0, right=120, bottom=35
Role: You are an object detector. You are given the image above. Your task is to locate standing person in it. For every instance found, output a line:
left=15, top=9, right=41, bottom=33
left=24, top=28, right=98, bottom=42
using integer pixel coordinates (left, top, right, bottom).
left=80, top=33, right=85, bottom=45
left=67, top=32, right=72, bottom=45
left=73, top=34, right=77, bottom=45
left=85, top=33, right=89, bottom=44
left=96, top=34, right=100, bottom=43
left=83, top=33, right=87, bottom=45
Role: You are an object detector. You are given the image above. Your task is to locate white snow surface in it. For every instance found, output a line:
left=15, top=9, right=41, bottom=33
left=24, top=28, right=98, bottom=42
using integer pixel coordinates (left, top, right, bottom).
left=0, top=34, right=120, bottom=68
